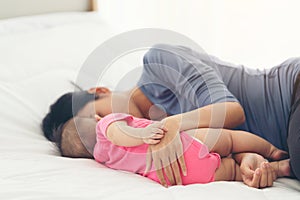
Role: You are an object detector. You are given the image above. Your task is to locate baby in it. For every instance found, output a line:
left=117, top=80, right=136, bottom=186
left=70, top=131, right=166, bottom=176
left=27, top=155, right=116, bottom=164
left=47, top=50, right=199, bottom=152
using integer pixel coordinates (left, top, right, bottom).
left=57, top=113, right=290, bottom=187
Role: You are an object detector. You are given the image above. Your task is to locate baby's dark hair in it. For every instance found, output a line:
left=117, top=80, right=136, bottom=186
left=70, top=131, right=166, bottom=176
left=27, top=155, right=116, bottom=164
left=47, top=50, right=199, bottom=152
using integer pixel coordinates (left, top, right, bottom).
left=42, top=90, right=99, bottom=142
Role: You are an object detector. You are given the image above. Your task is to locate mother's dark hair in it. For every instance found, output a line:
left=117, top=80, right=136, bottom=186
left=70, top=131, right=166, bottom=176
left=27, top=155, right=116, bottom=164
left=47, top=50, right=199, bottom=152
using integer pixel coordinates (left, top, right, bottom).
left=41, top=91, right=98, bottom=142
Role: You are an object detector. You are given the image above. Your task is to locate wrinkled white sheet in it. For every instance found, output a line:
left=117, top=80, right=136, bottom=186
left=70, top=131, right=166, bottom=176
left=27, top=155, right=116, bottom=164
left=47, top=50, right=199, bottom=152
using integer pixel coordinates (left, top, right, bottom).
left=0, top=12, right=299, bottom=200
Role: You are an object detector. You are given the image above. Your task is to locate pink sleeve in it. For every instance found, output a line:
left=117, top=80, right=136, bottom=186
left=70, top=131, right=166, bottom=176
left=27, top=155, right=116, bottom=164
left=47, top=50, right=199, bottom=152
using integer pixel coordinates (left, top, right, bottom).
left=96, top=113, right=134, bottom=138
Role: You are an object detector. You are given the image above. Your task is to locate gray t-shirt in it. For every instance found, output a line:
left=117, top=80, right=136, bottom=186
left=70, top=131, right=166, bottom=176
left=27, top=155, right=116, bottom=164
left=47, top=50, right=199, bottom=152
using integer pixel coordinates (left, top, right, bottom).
left=137, top=44, right=300, bottom=150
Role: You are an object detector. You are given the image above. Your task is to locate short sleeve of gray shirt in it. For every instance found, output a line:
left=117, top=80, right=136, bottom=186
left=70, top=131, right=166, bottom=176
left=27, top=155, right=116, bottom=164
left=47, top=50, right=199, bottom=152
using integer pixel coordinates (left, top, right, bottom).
left=137, top=44, right=239, bottom=116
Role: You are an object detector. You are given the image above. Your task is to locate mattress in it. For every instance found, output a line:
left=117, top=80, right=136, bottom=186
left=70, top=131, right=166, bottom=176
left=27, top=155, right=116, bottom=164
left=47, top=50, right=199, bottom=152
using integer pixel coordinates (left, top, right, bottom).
left=0, top=12, right=299, bottom=200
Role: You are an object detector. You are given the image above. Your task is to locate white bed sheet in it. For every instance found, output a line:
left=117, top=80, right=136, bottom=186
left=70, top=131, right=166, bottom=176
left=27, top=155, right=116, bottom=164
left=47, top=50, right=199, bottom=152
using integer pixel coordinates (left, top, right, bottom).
left=0, top=12, right=299, bottom=200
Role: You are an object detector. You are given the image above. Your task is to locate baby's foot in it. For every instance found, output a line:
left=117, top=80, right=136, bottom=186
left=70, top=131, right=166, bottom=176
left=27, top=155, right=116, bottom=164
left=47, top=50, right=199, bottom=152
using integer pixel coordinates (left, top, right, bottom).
left=269, top=147, right=289, bottom=161
left=270, top=159, right=291, bottom=177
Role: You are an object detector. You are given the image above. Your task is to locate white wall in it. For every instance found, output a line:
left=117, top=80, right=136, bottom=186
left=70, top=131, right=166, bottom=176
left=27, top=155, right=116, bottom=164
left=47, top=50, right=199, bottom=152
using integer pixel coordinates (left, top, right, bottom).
left=98, top=0, right=300, bottom=68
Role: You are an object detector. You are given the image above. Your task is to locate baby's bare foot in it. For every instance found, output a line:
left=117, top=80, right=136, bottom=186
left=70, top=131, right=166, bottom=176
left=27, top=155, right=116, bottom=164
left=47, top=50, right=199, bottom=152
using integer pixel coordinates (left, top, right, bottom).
left=270, top=159, right=291, bottom=177
left=269, top=147, right=289, bottom=161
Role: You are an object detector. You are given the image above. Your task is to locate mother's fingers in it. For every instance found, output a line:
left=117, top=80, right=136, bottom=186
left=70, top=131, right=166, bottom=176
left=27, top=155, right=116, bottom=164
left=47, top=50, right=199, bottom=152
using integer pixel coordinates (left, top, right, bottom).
left=151, top=133, right=164, bottom=139
left=144, top=148, right=153, bottom=175
left=259, top=162, right=276, bottom=188
left=175, top=137, right=187, bottom=176
left=272, top=165, right=277, bottom=181
left=171, top=161, right=182, bottom=185
left=250, top=168, right=261, bottom=188
left=267, top=164, right=274, bottom=187
left=259, top=163, right=268, bottom=188
left=156, top=168, right=168, bottom=187
left=153, top=158, right=168, bottom=187
left=162, top=159, right=175, bottom=185
left=245, top=164, right=276, bottom=188
left=178, top=154, right=187, bottom=176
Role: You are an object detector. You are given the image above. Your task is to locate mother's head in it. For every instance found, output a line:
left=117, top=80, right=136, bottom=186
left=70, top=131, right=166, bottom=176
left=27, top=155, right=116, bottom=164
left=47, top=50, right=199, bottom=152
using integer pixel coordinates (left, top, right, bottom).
left=41, top=87, right=110, bottom=142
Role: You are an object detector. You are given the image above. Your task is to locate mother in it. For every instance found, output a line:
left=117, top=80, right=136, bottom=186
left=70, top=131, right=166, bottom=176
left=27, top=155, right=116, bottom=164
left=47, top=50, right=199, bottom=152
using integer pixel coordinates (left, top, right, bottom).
left=42, top=44, right=299, bottom=186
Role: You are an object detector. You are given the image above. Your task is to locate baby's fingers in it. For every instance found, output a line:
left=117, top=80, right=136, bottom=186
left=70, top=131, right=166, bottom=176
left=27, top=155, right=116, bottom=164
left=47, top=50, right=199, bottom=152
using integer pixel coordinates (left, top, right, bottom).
left=152, top=128, right=164, bottom=135
left=151, top=133, right=164, bottom=139
left=147, top=139, right=161, bottom=145
left=152, top=122, right=168, bottom=132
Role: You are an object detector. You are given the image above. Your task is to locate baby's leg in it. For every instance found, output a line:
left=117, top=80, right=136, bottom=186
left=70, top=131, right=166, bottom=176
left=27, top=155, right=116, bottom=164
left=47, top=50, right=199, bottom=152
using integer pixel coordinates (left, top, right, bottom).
left=185, top=128, right=287, bottom=160
left=214, top=157, right=242, bottom=181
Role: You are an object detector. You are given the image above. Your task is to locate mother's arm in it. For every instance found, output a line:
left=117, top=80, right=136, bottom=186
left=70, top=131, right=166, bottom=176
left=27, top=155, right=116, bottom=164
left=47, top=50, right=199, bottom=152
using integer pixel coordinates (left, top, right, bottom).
left=170, top=101, right=245, bottom=131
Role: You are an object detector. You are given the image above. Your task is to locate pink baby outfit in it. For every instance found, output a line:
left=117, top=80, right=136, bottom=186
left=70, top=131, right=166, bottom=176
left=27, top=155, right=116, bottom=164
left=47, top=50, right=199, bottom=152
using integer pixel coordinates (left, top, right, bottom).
left=93, top=113, right=221, bottom=186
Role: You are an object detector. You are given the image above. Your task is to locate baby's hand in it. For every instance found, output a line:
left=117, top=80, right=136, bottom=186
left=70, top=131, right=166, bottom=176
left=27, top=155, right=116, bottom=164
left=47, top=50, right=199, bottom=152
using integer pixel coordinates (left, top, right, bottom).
left=142, top=122, right=167, bottom=145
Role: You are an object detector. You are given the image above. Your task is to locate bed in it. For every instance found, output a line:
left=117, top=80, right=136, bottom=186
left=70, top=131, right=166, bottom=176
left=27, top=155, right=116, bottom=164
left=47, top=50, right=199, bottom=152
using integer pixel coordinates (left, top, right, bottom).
left=0, top=1, right=299, bottom=199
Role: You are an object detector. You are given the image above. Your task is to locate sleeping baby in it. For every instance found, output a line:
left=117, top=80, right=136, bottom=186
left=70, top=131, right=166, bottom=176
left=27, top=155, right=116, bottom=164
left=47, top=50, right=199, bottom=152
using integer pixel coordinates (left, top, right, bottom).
left=55, top=113, right=291, bottom=187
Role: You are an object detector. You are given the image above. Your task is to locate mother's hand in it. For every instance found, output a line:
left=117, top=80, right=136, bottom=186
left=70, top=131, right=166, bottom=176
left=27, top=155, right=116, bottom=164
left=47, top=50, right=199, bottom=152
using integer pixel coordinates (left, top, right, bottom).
left=235, top=153, right=276, bottom=188
left=144, top=118, right=187, bottom=187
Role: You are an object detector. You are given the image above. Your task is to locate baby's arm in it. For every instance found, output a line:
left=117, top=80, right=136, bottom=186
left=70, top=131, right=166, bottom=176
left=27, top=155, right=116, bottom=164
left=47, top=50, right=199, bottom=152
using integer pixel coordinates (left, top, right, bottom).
left=106, top=121, right=165, bottom=147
